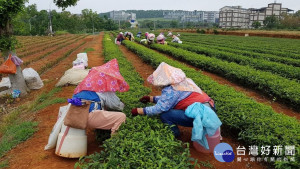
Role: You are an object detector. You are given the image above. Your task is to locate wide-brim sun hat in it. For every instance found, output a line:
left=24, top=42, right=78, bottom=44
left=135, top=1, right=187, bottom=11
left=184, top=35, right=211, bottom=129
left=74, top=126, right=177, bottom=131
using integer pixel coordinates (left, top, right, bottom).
left=74, top=59, right=129, bottom=94
left=147, top=62, right=202, bottom=93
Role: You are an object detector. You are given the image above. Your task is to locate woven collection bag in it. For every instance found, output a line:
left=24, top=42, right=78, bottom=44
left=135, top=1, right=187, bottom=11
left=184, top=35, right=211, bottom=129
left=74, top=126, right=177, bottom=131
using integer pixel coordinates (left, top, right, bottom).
left=64, top=101, right=90, bottom=129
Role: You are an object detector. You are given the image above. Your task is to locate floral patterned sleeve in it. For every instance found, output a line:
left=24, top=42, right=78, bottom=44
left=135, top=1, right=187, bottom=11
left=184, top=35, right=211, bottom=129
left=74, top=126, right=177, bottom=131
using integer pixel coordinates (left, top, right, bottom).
left=145, top=86, right=181, bottom=116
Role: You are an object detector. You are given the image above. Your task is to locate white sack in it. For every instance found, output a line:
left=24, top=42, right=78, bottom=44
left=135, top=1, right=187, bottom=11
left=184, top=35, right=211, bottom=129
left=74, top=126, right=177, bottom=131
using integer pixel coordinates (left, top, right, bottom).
left=22, top=68, right=44, bottom=89
left=77, top=53, right=88, bottom=62
left=44, top=104, right=70, bottom=150
left=55, top=68, right=89, bottom=87
left=73, top=53, right=88, bottom=67
left=0, top=77, right=11, bottom=91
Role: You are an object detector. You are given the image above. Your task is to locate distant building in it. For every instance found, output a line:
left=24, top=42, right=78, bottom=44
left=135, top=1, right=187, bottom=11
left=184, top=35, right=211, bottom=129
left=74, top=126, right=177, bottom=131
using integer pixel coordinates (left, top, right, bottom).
left=249, top=3, right=293, bottom=26
left=205, top=11, right=219, bottom=23
left=219, top=6, right=250, bottom=28
left=109, top=11, right=136, bottom=21
left=163, top=10, right=219, bottom=23
left=219, top=3, right=293, bottom=28
left=109, top=10, right=138, bottom=28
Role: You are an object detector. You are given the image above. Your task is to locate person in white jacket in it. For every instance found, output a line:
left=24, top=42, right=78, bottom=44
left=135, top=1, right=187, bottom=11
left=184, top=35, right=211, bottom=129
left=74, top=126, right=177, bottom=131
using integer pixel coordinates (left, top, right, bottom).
left=171, top=35, right=182, bottom=43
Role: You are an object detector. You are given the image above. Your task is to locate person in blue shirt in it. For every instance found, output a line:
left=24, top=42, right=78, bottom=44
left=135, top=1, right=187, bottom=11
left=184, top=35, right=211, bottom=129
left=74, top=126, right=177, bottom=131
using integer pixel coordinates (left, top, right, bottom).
left=131, top=62, right=215, bottom=137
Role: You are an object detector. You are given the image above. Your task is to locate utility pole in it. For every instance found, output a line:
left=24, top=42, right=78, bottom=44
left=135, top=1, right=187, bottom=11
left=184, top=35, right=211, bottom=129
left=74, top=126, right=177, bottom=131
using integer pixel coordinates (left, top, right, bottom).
left=154, top=21, right=156, bottom=30
left=29, top=15, right=36, bottom=35
left=92, top=15, right=95, bottom=35
left=119, top=19, right=120, bottom=30
left=93, top=21, right=95, bottom=35
left=49, top=9, right=53, bottom=36
left=48, top=2, right=54, bottom=36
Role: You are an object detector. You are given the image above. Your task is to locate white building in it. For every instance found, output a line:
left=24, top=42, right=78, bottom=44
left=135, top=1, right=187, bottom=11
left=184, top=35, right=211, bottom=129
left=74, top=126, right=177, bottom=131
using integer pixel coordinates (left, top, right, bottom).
left=163, top=10, right=219, bottom=23
left=203, top=11, right=219, bottom=23
left=219, top=3, right=293, bottom=28
left=110, top=11, right=136, bottom=21
left=249, top=3, right=293, bottom=26
left=219, top=6, right=250, bottom=28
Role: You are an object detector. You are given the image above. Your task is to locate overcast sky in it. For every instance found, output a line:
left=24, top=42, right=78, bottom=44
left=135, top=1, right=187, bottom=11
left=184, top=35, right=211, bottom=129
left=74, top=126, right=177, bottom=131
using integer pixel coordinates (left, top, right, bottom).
left=26, top=0, right=300, bottom=14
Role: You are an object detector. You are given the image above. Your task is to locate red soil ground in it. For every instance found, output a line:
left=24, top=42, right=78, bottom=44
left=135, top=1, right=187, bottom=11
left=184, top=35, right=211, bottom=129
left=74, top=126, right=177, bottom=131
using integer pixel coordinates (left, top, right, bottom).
left=19, top=35, right=81, bottom=64
left=1, top=33, right=104, bottom=169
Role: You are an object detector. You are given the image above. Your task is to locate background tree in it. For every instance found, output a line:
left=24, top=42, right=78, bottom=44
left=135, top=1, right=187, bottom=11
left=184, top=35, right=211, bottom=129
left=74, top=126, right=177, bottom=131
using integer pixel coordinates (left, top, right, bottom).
left=252, top=21, right=262, bottom=29
left=0, top=0, right=80, bottom=96
left=170, top=20, right=178, bottom=28
left=12, top=6, right=118, bottom=35
left=280, top=12, right=300, bottom=29
left=144, top=20, right=154, bottom=29
left=121, top=21, right=131, bottom=29
left=185, top=22, right=193, bottom=28
left=53, top=0, right=79, bottom=9
left=294, top=10, right=300, bottom=17
left=104, top=18, right=118, bottom=31
left=263, top=15, right=279, bottom=29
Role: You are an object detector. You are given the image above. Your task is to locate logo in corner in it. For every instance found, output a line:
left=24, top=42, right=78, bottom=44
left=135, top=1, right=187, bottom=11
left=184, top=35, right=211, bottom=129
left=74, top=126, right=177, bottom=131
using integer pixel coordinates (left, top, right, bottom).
left=214, top=143, right=235, bottom=162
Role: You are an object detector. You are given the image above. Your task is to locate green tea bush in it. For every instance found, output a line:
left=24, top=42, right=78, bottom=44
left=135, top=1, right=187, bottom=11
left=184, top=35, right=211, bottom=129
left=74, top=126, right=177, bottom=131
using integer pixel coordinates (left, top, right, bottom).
left=167, top=42, right=300, bottom=80
left=123, top=40, right=299, bottom=169
left=148, top=43, right=300, bottom=109
left=75, top=33, right=195, bottom=169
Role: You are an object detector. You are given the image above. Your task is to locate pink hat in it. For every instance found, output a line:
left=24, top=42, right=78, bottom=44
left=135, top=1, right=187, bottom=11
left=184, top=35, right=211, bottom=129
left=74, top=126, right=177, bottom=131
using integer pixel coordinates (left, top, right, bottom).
left=157, top=34, right=164, bottom=41
left=74, top=59, right=129, bottom=94
left=148, top=33, right=155, bottom=41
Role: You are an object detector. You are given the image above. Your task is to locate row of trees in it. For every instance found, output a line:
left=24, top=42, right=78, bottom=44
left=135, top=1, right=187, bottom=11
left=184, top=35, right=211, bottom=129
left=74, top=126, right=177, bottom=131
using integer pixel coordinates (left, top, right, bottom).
left=13, top=4, right=118, bottom=36
left=252, top=11, right=300, bottom=29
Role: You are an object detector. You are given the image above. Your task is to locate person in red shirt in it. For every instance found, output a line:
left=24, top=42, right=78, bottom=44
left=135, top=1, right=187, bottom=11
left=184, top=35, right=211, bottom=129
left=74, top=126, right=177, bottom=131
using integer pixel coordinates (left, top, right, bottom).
left=116, top=32, right=125, bottom=44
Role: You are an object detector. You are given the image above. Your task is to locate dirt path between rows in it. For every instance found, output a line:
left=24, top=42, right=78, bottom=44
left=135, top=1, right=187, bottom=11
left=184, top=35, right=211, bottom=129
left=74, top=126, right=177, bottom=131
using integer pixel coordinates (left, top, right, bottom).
left=2, top=33, right=105, bottom=169
left=20, top=35, right=80, bottom=64
left=27, top=37, right=86, bottom=73
left=17, top=35, right=69, bottom=57
left=118, top=45, right=267, bottom=169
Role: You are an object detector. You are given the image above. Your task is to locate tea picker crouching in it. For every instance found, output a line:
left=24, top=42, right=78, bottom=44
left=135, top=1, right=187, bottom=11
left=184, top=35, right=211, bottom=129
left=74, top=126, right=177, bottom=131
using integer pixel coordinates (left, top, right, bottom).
left=131, top=62, right=221, bottom=145
left=140, top=33, right=155, bottom=45
left=72, top=59, right=129, bottom=135
left=116, top=32, right=125, bottom=45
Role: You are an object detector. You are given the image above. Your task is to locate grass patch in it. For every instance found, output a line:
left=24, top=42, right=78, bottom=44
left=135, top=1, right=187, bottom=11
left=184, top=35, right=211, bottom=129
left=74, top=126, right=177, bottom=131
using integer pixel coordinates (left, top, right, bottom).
left=34, top=87, right=62, bottom=104
left=0, top=87, right=66, bottom=160
left=199, top=160, right=215, bottom=168
left=55, top=30, right=70, bottom=35
left=0, top=121, right=38, bottom=158
left=33, top=98, right=65, bottom=111
left=0, top=105, right=28, bottom=134
left=83, top=48, right=95, bottom=53
left=0, top=160, right=8, bottom=168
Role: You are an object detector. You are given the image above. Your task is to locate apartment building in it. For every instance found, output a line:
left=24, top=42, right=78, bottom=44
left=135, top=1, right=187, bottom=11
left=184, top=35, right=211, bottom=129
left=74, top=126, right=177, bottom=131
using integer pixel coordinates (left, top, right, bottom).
left=163, top=10, right=219, bottom=23
left=219, top=3, right=293, bottom=28
left=249, top=3, right=293, bottom=26
left=109, top=11, right=136, bottom=21
left=219, top=6, right=250, bottom=28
